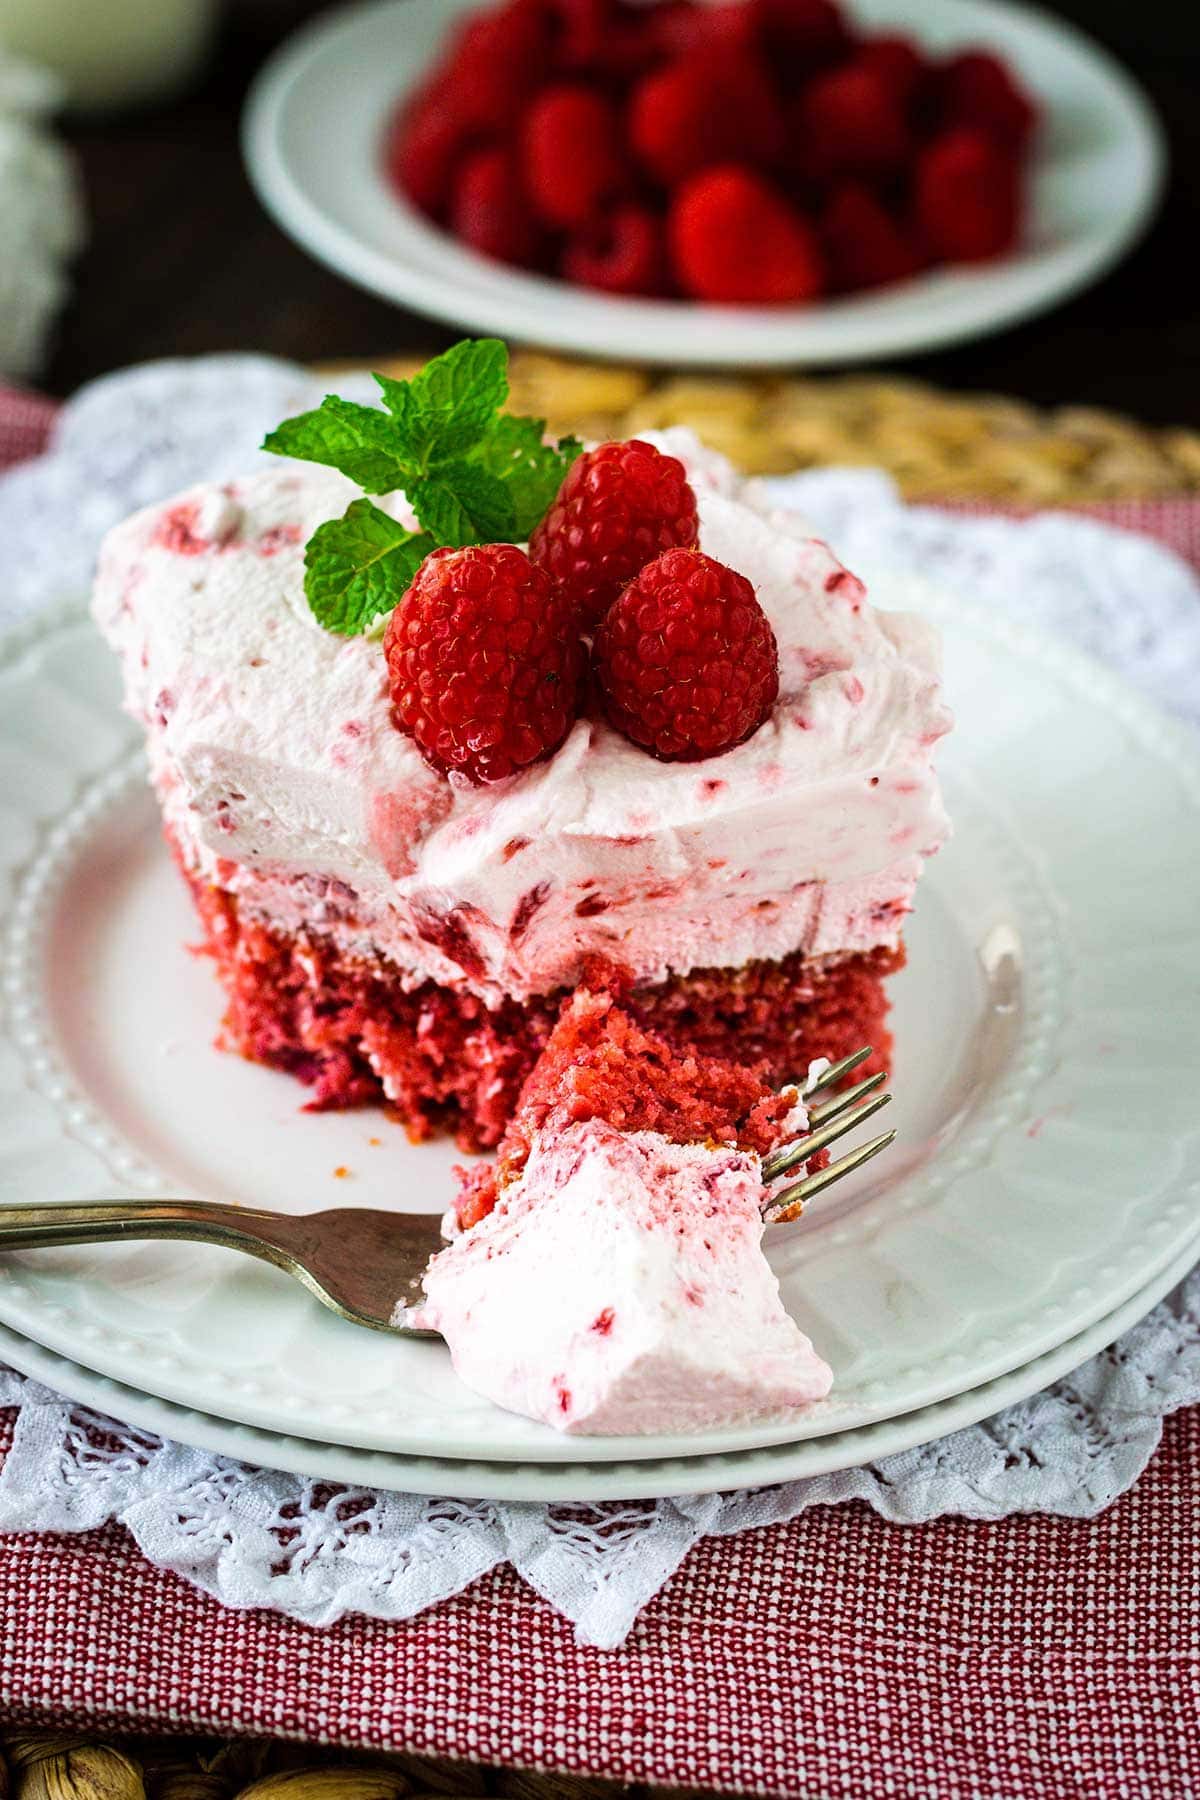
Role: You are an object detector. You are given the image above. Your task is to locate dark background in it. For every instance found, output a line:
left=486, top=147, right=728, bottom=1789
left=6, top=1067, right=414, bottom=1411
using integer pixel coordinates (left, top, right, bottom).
left=45, top=0, right=1200, bottom=420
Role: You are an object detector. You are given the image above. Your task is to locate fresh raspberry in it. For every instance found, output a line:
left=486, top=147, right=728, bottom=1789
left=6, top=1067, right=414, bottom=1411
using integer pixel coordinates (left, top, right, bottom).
left=560, top=204, right=669, bottom=297
left=383, top=90, right=466, bottom=220
left=592, top=548, right=779, bottom=762
left=520, top=84, right=626, bottom=229
left=451, top=145, right=543, bottom=267
left=915, top=127, right=1021, bottom=263
left=855, top=33, right=925, bottom=106
left=630, top=49, right=786, bottom=189
left=752, top=0, right=854, bottom=72
left=797, top=61, right=912, bottom=177
left=551, top=0, right=654, bottom=79
left=650, top=0, right=761, bottom=64
left=934, top=50, right=1037, bottom=147
left=441, top=3, right=547, bottom=134
left=668, top=165, right=824, bottom=304
left=820, top=181, right=923, bottom=291
left=384, top=545, right=584, bottom=784
left=528, top=440, right=699, bottom=628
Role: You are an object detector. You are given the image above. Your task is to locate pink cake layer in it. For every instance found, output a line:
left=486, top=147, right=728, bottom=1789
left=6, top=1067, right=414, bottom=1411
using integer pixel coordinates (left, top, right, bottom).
left=181, top=834, right=901, bottom=1151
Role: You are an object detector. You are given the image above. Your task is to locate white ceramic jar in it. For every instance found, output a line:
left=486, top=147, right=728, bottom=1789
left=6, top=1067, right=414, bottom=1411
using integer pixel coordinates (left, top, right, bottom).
left=0, top=0, right=219, bottom=112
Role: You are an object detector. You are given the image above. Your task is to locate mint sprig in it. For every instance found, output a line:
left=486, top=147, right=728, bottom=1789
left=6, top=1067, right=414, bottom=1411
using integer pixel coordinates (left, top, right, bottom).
left=304, top=501, right=435, bottom=639
left=262, top=339, right=581, bottom=636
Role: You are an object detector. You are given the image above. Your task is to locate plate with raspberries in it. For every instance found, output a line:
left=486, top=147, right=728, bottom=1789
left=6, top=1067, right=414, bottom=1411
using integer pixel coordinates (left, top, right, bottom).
left=243, top=0, right=1164, bottom=365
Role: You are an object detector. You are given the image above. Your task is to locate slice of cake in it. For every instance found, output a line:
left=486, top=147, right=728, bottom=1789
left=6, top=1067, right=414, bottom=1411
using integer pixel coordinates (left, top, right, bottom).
left=92, top=346, right=949, bottom=1151
left=452, top=981, right=811, bottom=1228
left=411, top=991, right=832, bottom=1434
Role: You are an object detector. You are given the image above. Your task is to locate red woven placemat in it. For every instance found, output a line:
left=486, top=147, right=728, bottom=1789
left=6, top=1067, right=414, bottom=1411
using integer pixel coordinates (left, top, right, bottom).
left=2, top=1406, right=1197, bottom=1796
left=0, top=385, right=58, bottom=467
left=1, top=383, right=1197, bottom=1800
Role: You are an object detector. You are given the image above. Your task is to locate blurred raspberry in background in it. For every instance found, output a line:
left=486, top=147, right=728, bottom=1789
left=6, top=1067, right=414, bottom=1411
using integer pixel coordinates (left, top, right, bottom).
left=384, top=0, right=1038, bottom=305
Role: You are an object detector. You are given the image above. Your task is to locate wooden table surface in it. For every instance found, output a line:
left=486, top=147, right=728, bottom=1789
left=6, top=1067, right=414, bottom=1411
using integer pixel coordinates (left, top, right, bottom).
left=43, top=0, right=1200, bottom=423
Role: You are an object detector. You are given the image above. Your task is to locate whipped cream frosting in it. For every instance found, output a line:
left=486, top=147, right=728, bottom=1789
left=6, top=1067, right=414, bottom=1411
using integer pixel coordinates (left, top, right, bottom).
left=410, top=1118, right=832, bottom=1435
left=92, top=428, right=951, bottom=1002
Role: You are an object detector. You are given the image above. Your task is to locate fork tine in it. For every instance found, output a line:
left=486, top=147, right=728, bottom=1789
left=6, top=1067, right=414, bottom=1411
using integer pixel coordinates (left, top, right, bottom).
left=807, top=1068, right=886, bottom=1128
left=761, top=1090, right=892, bottom=1183
left=802, top=1045, right=873, bottom=1096
left=766, top=1129, right=897, bottom=1224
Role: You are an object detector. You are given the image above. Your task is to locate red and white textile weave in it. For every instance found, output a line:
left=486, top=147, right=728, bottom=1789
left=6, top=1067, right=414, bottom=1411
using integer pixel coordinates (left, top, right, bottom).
left=0, top=384, right=57, bottom=465
left=1, top=1402, right=1196, bottom=1797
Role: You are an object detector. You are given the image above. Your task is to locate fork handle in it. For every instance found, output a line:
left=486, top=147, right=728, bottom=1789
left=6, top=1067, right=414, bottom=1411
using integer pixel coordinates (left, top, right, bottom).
left=0, top=1199, right=286, bottom=1256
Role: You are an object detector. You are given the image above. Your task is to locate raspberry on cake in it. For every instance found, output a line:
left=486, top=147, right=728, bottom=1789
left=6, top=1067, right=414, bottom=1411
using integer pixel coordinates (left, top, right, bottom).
left=383, top=542, right=583, bottom=783
left=412, top=989, right=833, bottom=1435
left=93, top=392, right=950, bottom=1151
left=529, top=439, right=699, bottom=627
left=592, top=546, right=779, bottom=760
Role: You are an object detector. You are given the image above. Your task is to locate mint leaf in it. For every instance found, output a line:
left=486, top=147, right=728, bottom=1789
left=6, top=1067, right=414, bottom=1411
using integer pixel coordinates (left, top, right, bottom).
left=375, top=339, right=508, bottom=468
left=304, top=499, right=432, bottom=636
left=264, top=339, right=586, bottom=636
left=472, top=417, right=582, bottom=538
left=263, top=398, right=409, bottom=495
left=410, top=462, right=516, bottom=548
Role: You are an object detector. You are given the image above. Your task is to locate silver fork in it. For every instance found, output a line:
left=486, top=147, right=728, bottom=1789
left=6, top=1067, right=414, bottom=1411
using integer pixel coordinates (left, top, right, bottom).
left=761, top=1045, right=895, bottom=1224
left=0, top=1050, right=893, bottom=1336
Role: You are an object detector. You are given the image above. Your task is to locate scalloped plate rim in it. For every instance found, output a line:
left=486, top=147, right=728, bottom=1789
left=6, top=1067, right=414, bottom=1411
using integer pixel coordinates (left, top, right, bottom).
left=0, top=1223, right=1194, bottom=1502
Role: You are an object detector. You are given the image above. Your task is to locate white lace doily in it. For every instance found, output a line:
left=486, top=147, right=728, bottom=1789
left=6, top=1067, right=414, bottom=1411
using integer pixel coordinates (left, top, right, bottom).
left=1, top=355, right=1198, bottom=1648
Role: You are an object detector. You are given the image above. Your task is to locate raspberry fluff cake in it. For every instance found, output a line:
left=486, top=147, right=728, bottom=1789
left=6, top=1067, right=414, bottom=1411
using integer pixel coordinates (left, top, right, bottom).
left=453, top=981, right=812, bottom=1229
left=409, top=988, right=833, bottom=1433
left=92, top=341, right=950, bottom=1159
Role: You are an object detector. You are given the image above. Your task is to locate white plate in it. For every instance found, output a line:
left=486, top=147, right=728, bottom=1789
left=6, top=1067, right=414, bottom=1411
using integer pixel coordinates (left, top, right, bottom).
left=241, top=0, right=1165, bottom=368
left=0, top=1225, right=1193, bottom=1500
left=3, top=589, right=1199, bottom=1467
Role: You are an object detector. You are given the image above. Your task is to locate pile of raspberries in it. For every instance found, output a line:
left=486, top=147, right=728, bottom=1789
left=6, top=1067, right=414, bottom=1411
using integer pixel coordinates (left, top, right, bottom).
left=384, top=0, right=1036, bottom=304
left=384, top=439, right=782, bottom=784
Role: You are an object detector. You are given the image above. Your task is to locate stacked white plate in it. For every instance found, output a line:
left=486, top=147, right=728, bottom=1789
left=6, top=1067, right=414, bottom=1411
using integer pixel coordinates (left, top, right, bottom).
left=3, top=580, right=1198, bottom=1499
